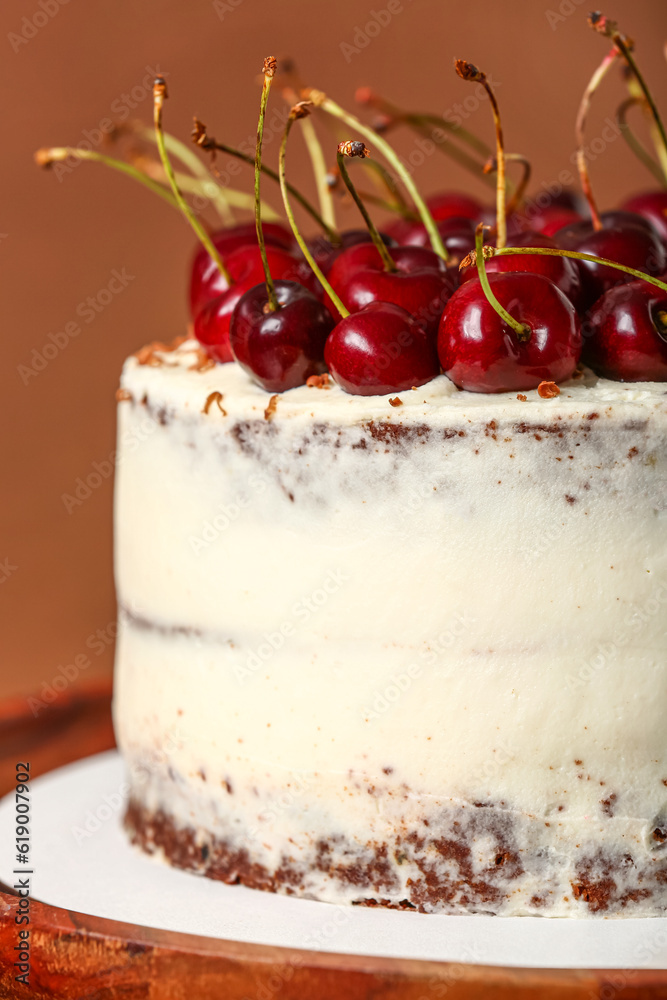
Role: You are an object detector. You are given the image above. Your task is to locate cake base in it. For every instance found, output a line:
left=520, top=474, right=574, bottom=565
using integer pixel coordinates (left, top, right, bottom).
left=124, top=793, right=667, bottom=918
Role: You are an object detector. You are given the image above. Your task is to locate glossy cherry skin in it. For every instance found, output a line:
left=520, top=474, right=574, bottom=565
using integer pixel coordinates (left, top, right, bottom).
left=438, top=272, right=582, bottom=393
left=308, top=228, right=395, bottom=275
left=190, top=222, right=295, bottom=316
left=459, top=232, right=582, bottom=308
left=384, top=215, right=477, bottom=264
left=229, top=281, right=334, bottom=392
left=620, top=191, right=667, bottom=243
left=326, top=244, right=454, bottom=336
left=325, top=301, right=440, bottom=395
left=584, top=279, right=667, bottom=381
left=554, top=212, right=666, bottom=310
left=193, top=246, right=317, bottom=364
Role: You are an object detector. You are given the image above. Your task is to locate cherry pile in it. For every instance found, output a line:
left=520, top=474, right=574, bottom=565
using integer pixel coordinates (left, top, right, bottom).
left=37, top=15, right=667, bottom=394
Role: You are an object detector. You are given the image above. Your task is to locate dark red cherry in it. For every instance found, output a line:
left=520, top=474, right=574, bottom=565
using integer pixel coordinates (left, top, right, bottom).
left=620, top=191, right=667, bottom=243
left=193, top=246, right=317, bottom=364
left=438, top=272, right=582, bottom=393
left=325, top=301, right=440, bottom=395
left=190, top=222, right=295, bottom=316
left=326, top=243, right=454, bottom=335
left=584, top=279, right=667, bottom=381
left=308, top=228, right=395, bottom=275
left=230, top=281, right=334, bottom=392
left=459, top=232, right=582, bottom=307
left=426, top=191, right=484, bottom=222
left=553, top=212, right=666, bottom=309
left=385, top=215, right=477, bottom=265
left=510, top=206, right=582, bottom=238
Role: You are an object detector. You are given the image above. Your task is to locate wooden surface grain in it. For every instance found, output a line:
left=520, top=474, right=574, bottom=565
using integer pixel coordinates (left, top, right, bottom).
left=0, top=688, right=666, bottom=999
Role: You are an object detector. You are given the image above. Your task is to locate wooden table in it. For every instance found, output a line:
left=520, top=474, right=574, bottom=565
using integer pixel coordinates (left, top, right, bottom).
left=1, top=686, right=666, bottom=999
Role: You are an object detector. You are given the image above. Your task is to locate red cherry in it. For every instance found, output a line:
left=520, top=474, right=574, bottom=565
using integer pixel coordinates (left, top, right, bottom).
left=554, top=212, right=666, bottom=309
left=510, top=206, right=583, bottom=238
left=326, top=243, right=454, bottom=335
left=584, top=279, right=667, bottom=381
left=189, top=222, right=295, bottom=316
left=620, top=191, right=667, bottom=243
left=385, top=215, right=477, bottom=264
left=325, top=302, right=440, bottom=395
left=308, top=228, right=396, bottom=275
left=459, top=232, right=582, bottom=307
left=438, top=272, right=582, bottom=393
left=229, top=281, right=334, bottom=392
left=193, top=245, right=316, bottom=364
left=426, top=191, right=485, bottom=222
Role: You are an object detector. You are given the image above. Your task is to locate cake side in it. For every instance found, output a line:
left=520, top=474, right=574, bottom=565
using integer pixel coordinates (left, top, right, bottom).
left=113, top=339, right=667, bottom=915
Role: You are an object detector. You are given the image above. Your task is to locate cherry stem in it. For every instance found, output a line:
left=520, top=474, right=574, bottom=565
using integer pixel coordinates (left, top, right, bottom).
left=336, top=143, right=397, bottom=272
left=472, top=224, right=531, bottom=342
left=355, top=89, right=496, bottom=185
left=354, top=156, right=416, bottom=218
left=132, top=125, right=235, bottom=224
left=129, top=152, right=272, bottom=221
left=192, top=119, right=339, bottom=243
left=487, top=153, right=531, bottom=220
left=152, top=78, right=233, bottom=285
left=308, top=90, right=449, bottom=261
left=607, top=28, right=667, bottom=184
left=622, top=70, right=667, bottom=184
left=492, top=245, right=667, bottom=295
left=255, top=59, right=279, bottom=312
left=34, top=146, right=179, bottom=208
left=616, top=98, right=666, bottom=186
left=576, top=47, right=617, bottom=230
left=279, top=106, right=349, bottom=319
left=273, top=59, right=338, bottom=232
left=455, top=62, right=507, bottom=249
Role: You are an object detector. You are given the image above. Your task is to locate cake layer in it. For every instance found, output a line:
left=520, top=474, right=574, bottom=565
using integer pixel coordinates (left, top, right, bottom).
left=113, top=339, right=667, bottom=915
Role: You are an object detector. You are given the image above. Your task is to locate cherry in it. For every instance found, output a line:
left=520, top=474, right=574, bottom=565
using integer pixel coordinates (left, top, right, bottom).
left=620, top=192, right=667, bottom=243
left=459, top=232, right=582, bottom=307
left=427, top=191, right=484, bottom=222
left=325, top=301, right=440, bottom=395
left=508, top=206, right=583, bottom=238
left=385, top=215, right=477, bottom=263
left=308, top=228, right=395, bottom=275
left=553, top=212, right=666, bottom=308
left=584, top=279, right=667, bottom=381
left=326, top=243, right=454, bottom=335
left=190, top=222, right=295, bottom=316
left=438, top=271, right=581, bottom=393
left=230, top=280, right=333, bottom=391
left=193, top=244, right=316, bottom=363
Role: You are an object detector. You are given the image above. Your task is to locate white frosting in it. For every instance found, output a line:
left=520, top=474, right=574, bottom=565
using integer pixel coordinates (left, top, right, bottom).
left=113, top=340, right=667, bottom=915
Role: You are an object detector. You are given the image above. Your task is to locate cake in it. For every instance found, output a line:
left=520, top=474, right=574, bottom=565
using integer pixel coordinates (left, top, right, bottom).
left=35, top=18, right=667, bottom=917
left=112, top=340, right=667, bottom=916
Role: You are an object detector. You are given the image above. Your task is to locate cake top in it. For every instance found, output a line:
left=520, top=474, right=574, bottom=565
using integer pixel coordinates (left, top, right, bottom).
left=121, top=338, right=667, bottom=428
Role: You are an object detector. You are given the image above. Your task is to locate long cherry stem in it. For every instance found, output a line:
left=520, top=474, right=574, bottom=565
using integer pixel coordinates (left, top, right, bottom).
left=306, top=89, right=449, bottom=261
left=278, top=105, right=349, bottom=319
left=455, top=61, right=507, bottom=248
left=575, top=47, right=618, bottom=230
left=491, top=245, right=667, bottom=294
left=589, top=13, right=667, bottom=184
left=488, top=153, right=531, bottom=220
left=622, top=68, right=667, bottom=184
left=35, top=146, right=179, bottom=208
left=192, top=119, right=339, bottom=242
left=336, top=142, right=397, bottom=272
left=255, top=58, right=279, bottom=312
left=472, top=224, right=531, bottom=341
left=153, top=78, right=232, bottom=285
left=616, top=98, right=666, bottom=186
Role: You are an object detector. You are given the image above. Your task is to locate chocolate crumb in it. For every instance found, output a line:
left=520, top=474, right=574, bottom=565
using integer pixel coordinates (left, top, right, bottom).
left=516, top=393, right=527, bottom=401
left=388, top=397, right=403, bottom=407
left=538, top=381, right=560, bottom=399
left=264, top=395, right=279, bottom=421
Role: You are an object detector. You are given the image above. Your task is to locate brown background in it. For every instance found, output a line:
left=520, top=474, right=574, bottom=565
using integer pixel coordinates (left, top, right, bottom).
left=1, top=0, right=666, bottom=704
